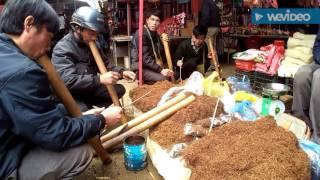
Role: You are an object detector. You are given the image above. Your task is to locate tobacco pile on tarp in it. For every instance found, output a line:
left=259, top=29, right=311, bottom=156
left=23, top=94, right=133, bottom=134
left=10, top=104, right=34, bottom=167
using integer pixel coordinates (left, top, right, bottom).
left=129, top=81, right=175, bottom=112
left=183, top=117, right=310, bottom=180
left=132, top=82, right=309, bottom=179
left=149, top=96, right=223, bottom=148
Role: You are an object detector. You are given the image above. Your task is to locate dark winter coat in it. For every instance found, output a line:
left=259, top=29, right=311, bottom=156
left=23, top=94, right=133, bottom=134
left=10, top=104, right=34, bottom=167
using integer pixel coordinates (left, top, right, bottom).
left=0, top=33, right=104, bottom=179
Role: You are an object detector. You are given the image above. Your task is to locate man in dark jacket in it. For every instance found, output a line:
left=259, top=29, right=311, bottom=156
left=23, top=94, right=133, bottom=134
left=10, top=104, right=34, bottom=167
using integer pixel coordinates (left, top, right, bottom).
left=174, top=25, right=210, bottom=80
left=52, top=6, right=136, bottom=111
left=0, top=1, right=122, bottom=179
left=292, top=29, right=320, bottom=144
left=130, top=9, right=174, bottom=84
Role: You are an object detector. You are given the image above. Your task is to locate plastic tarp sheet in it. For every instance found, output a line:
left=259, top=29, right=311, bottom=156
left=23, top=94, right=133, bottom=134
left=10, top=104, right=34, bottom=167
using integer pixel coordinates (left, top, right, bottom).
left=147, top=137, right=191, bottom=180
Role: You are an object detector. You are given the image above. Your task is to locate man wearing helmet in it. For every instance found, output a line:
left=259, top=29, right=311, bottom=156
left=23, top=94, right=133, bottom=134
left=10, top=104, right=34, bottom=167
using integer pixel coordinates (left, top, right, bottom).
left=130, top=9, right=174, bottom=84
left=52, top=6, right=136, bottom=111
left=0, top=1, right=122, bottom=179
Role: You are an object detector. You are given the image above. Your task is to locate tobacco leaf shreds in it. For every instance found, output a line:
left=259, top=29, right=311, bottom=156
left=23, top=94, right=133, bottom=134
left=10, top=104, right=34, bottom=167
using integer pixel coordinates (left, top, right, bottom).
left=150, top=96, right=223, bottom=148
left=129, top=81, right=175, bottom=112
left=182, top=117, right=310, bottom=180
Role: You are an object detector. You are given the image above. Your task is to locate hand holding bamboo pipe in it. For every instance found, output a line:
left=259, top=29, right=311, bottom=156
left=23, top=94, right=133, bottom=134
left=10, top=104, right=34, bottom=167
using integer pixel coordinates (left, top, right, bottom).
left=101, top=93, right=189, bottom=143
left=37, top=55, right=112, bottom=165
left=88, top=41, right=128, bottom=124
left=161, top=33, right=175, bottom=83
left=102, top=94, right=196, bottom=149
left=208, top=38, right=222, bottom=80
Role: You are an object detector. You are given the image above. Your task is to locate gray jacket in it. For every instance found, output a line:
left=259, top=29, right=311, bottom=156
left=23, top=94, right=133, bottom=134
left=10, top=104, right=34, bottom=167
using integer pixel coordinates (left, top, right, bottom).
left=52, top=32, right=124, bottom=94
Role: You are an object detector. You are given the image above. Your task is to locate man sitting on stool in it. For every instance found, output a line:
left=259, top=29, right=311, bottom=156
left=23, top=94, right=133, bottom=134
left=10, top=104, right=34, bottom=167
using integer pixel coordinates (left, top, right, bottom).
left=52, top=6, right=135, bottom=111
left=174, top=25, right=210, bottom=80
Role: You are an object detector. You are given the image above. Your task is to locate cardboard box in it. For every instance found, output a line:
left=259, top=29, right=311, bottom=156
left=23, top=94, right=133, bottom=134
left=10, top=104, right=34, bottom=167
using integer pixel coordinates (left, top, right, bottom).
left=180, top=20, right=194, bottom=37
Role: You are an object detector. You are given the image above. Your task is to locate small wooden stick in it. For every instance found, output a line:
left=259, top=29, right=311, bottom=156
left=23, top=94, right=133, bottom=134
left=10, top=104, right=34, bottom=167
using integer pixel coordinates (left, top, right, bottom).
left=209, top=98, right=220, bottom=133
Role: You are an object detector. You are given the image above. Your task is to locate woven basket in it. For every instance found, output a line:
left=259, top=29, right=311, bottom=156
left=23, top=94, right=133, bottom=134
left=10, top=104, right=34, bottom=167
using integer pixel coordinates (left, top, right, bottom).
left=275, top=113, right=311, bottom=140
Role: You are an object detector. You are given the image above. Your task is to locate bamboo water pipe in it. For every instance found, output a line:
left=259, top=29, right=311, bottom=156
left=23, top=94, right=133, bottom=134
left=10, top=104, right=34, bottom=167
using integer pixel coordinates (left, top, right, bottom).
left=88, top=41, right=128, bottom=124
left=38, top=55, right=112, bottom=164
left=100, top=92, right=189, bottom=143
left=161, top=33, right=175, bottom=82
left=208, top=38, right=222, bottom=80
left=102, top=94, right=196, bottom=149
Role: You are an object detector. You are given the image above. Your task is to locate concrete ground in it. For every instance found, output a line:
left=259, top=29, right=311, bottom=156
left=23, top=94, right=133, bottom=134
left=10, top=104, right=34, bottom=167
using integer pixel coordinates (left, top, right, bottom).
left=75, top=60, right=235, bottom=180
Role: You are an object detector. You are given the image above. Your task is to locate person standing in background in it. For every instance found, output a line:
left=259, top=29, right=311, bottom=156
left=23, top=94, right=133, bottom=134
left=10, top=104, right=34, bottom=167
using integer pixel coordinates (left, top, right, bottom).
left=199, top=0, right=222, bottom=75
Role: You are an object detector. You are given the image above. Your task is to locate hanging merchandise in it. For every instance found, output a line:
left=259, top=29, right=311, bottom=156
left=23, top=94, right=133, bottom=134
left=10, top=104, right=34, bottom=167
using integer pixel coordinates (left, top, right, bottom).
left=147, top=0, right=160, bottom=2
left=177, top=0, right=190, bottom=3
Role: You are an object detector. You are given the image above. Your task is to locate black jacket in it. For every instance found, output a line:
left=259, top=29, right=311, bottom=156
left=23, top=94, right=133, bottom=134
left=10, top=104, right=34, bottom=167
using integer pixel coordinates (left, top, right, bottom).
left=174, top=39, right=210, bottom=79
left=200, top=0, right=221, bottom=28
left=0, top=33, right=104, bottom=179
left=52, top=32, right=124, bottom=94
left=130, top=27, right=165, bottom=73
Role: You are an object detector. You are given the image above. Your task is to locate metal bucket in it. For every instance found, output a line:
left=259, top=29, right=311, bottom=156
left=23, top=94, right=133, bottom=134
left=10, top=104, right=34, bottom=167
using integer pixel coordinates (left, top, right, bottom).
left=123, top=135, right=147, bottom=171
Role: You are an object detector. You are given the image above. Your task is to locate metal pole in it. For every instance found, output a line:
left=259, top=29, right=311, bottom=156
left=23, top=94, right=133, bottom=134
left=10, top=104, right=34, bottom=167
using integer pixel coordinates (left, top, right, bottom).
left=138, top=0, right=144, bottom=85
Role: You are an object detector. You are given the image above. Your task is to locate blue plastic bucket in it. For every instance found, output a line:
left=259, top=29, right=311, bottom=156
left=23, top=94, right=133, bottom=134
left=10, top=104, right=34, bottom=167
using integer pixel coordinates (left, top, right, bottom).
left=123, top=135, right=147, bottom=171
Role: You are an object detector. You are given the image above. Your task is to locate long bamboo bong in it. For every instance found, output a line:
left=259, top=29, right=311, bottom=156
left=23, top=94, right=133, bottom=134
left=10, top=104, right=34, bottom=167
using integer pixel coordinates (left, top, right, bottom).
left=88, top=41, right=128, bottom=124
left=160, top=33, right=175, bottom=82
left=38, top=55, right=112, bottom=165
left=208, top=38, right=222, bottom=80
left=100, top=92, right=189, bottom=143
left=102, top=94, right=196, bottom=149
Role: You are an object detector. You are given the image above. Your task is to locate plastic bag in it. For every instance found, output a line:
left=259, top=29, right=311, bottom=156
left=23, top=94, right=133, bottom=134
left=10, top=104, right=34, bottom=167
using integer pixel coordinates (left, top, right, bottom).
left=203, top=71, right=230, bottom=97
left=226, top=75, right=252, bottom=93
left=299, top=139, right=320, bottom=180
left=169, top=143, right=188, bottom=158
left=157, top=72, right=204, bottom=106
left=184, top=123, right=207, bottom=137
left=232, top=101, right=258, bottom=121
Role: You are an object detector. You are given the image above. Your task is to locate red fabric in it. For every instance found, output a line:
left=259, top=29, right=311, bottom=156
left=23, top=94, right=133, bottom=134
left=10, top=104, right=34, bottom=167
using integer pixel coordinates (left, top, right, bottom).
left=157, top=17, right=175, bottom=34
left=255, top=43, right=284, bottom=75
left=191, top=0, right=202, bottom=13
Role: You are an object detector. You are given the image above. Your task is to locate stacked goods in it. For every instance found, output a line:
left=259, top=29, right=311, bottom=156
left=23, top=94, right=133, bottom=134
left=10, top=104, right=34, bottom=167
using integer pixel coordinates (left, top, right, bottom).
left=183, top=117, right=310, bottom=180
left=278, top=32, right=316, bottom=78
left=129, top=81, right=176, bottom=112
left=150, top=96, right=223, bottom=148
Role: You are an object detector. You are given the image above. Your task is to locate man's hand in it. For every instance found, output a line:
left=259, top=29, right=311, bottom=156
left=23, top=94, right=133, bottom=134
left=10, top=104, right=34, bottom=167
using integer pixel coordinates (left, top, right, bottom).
left=122, top=70, right=136, bottom=80
left=208, top=52, right=217, bottom=59
left=177, top=60, right=183, bottom=67
left=99, top=71, right=120, bottom=85
left=160, top=68, right=174, bottom=77
left=101, top=106, right=122, bottom=127
left=160, top=33, right=170, bottom=42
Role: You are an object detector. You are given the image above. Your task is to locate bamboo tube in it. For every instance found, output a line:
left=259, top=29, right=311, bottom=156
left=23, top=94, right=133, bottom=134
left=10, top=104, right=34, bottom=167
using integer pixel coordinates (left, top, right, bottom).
left=160, top=33, right=175, bottom=82
left=88, top=41, right=128, bottom=124
left=100, top=92, right=189, bottom=143
left=208, top=38, right=222, bottom=80
left=102, top=95, right=196, bottom=149
left=38, top=55, right=112, bottom=165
